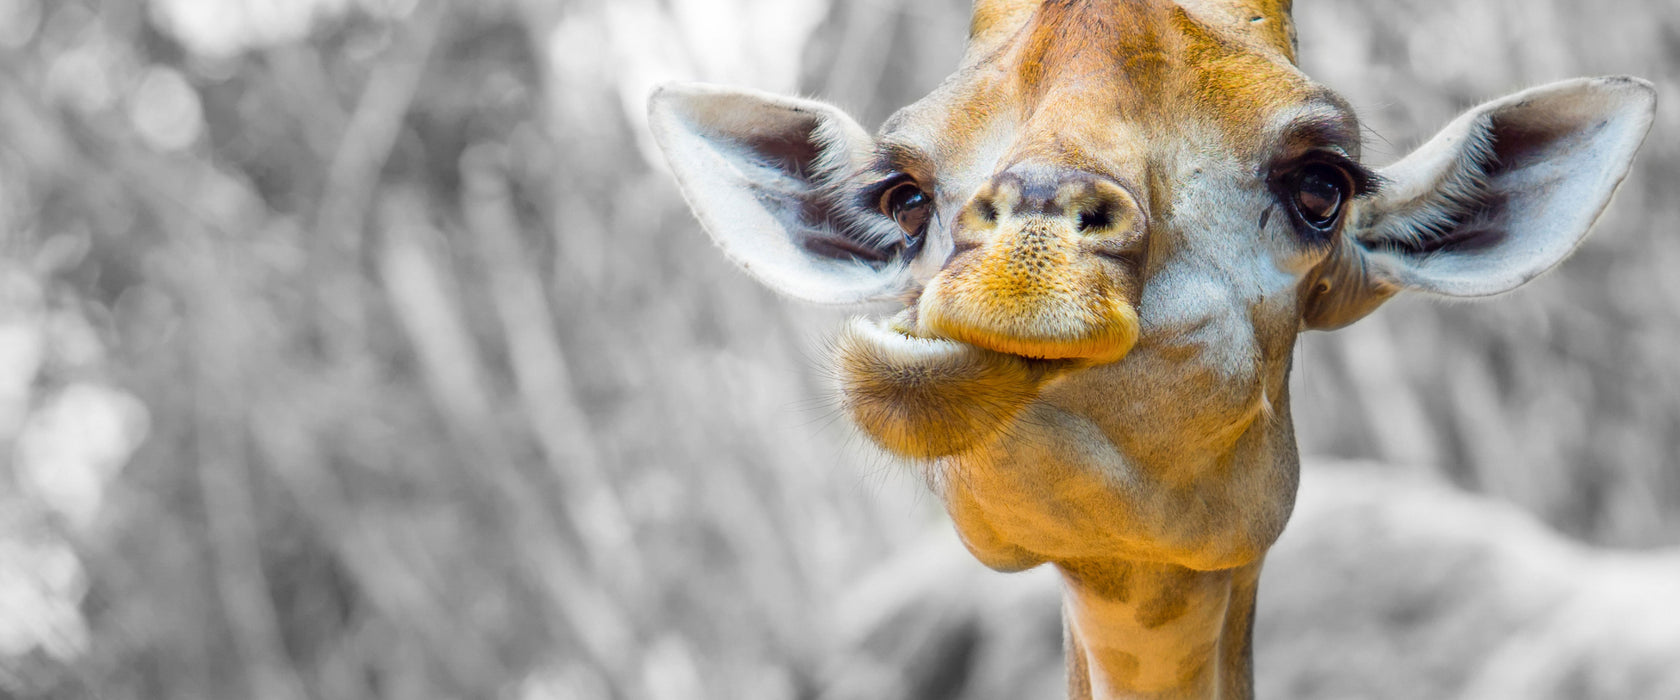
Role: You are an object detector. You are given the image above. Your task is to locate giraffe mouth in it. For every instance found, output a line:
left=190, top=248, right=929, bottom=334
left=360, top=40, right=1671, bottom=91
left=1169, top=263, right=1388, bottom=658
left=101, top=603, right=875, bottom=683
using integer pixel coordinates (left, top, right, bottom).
left=831, top=312, right=1069, bottom=459
left=878, top=308, right=1082, bottom=369
left=914, top=218, right=1144, bottom=364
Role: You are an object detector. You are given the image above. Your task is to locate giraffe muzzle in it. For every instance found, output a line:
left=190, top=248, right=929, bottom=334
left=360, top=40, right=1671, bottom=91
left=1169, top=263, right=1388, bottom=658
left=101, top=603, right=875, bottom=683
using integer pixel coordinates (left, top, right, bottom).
left=916, top=170, right=1146, bottom=364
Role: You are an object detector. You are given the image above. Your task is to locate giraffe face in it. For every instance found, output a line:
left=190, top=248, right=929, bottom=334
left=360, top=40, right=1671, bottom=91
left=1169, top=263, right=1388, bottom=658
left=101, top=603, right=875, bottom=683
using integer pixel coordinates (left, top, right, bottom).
left=648, top=1, right=1653, bottom=569
left=828, top=1, right=1366, bottom=472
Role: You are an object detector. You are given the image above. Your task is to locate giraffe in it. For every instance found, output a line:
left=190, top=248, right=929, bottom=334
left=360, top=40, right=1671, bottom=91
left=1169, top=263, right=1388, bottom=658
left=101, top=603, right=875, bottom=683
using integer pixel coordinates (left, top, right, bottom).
left=647, top=1, right=1655, bottom=697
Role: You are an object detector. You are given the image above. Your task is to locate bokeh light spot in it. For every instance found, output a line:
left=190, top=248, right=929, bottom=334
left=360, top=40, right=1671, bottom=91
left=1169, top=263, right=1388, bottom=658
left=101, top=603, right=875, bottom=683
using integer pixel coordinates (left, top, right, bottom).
left=129, top=66, right=203, bottom=152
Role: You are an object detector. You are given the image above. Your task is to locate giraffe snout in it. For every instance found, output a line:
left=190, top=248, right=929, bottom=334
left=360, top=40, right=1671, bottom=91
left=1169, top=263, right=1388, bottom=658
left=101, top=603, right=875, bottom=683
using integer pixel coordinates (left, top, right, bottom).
left=916, top=168, right=1146, bottom=363
left=967, top=168, right=1145, bottom=240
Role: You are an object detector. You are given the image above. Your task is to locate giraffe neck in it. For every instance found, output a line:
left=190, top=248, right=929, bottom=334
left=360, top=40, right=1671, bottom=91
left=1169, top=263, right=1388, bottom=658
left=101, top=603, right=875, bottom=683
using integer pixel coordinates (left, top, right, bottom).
left=1059, top=558, right=1262, bottom=700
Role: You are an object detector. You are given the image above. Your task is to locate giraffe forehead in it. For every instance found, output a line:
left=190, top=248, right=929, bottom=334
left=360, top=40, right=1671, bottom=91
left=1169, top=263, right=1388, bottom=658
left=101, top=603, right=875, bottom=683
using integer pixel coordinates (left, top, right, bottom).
left=895, top=0, right=1314, bottom=171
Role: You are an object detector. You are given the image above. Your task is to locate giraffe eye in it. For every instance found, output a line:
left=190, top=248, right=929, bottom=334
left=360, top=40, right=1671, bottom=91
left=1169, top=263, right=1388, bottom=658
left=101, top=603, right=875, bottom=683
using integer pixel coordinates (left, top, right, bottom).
left=880, top=181, right=932, bottom=241
left=1288, top=163, right=1351, bottom=230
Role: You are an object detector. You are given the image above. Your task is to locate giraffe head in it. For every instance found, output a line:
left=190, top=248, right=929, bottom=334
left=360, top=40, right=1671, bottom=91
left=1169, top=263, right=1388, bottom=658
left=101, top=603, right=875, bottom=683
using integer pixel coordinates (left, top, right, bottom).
left=648, top=0, right=1653, bottom=573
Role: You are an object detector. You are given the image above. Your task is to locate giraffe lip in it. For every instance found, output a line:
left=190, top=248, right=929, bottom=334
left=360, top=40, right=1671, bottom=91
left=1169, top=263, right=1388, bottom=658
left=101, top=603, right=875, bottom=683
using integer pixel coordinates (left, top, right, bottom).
left=1090, top=247, right=1144, bottom=268
left=928, top=323, right=1099, bottom=363
left=872, top=313, right=1077, bottom=370
left=1080, top=237, right=1147, bottom=268
left=915, top=235, right=1143, bottom=364
left=915, top=295, right=1140, bottom=365
left=833, top=315, right=1062, bottom=459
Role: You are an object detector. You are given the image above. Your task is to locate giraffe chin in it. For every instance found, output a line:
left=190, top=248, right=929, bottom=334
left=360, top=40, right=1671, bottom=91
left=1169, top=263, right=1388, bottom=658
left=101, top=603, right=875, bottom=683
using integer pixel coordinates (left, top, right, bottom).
left=833, top=314, right=1065, bottom=460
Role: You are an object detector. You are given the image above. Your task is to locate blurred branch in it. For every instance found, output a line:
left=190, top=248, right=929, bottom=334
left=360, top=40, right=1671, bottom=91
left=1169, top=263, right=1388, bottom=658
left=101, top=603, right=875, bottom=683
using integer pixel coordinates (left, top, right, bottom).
left=459, top=145, right=641, bottom=585
left=376, top=188, right=639, bottom=685
left=186, top=249, right=311, bottom=700
left=822, top=0, right=902, bottom=119
left=311, top=0, right=449, bottom=355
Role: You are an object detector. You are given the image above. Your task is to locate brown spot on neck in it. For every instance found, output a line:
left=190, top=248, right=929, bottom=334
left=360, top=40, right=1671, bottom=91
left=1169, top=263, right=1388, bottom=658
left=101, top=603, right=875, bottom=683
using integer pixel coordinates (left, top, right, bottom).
left=1136, top=584, right=1194, bottom=629
left=1058, top=560, right=1261, bottom=696
left=1062, top=557, right=1135, bottom=603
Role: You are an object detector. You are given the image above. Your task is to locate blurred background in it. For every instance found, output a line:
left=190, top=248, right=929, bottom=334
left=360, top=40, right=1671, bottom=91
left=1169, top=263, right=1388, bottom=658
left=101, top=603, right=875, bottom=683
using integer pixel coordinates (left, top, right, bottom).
left=1, top=0, right=1676, bottom=698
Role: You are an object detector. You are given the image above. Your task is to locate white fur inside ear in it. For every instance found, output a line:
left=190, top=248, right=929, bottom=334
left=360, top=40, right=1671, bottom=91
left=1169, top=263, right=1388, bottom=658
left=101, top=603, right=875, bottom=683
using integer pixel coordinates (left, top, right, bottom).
left=1359, top=76, right=1656, bottom=297
left=647, top=82, right=910, bottom=304
left=1366, top=116, right=1499, bottom=257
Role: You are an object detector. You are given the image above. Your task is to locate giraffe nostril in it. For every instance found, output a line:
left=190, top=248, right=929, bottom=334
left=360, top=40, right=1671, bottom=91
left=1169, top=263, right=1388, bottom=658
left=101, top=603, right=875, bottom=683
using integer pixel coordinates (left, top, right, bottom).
left=976, top=199, right=999, bottom=223
left=1077, top=203, right=1114, bottom=232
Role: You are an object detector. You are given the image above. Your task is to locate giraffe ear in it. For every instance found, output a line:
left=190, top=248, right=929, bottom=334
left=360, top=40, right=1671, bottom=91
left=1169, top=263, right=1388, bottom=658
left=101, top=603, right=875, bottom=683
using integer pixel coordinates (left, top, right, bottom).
left=648, top=82, right=913, bottom=304
left=1303, top=77, right=1656, bottom=330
